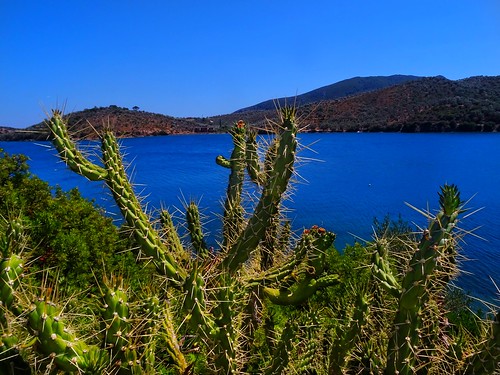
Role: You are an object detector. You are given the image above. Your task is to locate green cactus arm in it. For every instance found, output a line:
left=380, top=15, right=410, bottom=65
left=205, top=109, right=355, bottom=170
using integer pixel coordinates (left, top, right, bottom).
left=27, top=297, right=109, bottom=373
left=305, top=227, right=336, bottom=275
left=101, top=132, right=186, bottom=283
left=245, top=128, right=265, bottom=186
left=186, top=202, right=209, bottom=258
left=211, top=278, right=239, bottom=373
left=265, top=321, right=297, bottom=375
left=259, top=218, right=294, bottom=272
left=263, top=136, right=279, bottom=179
left=46, top=110, right=108, bottom=181
left=385, top=184, right=463, bottom=375
left=181, top=265, right=218, bottom=341
left=1, top=217, right=24, bottom=259
left=462, top=310, right=500, bottom=375
left=159, top=300, right=189, bottom=373
left=220, top=122, right=247, bottom=200
left=47, top=113, right=187, bottom=283
left=329, top=293, right=370, bottom=374
left=215, top=155, right=231, bottom=168
left=100, top=278, right=151, bottom=373
left=160, top=209, right=188, bottom=261
left=222, top=107, right=298, bottom=273
left=246, top=228, right=311, bottom=286
left=263, top=274, right=340, bottom=305
left=0, top=254, right=24, bottom=318
left=371, top=241, right=401, bottom=298
left=295, top=321, right=320, bottom=373
left=247, top=226, right=335, bottom=295
left=101, top=284, right=130, bottom=357
left=0, top=332, right=21, bottom=368
left=218, top=122, right=247, bottom=247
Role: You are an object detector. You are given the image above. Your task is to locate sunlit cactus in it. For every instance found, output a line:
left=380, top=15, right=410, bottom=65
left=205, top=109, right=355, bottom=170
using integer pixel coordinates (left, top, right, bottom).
left=358, top=184, right=500, bottom=375
left=186, top=201, right=209, bottom=258
left=34, top=106, right=341, bottom=373
left=1, top=107, right=498, bottom=374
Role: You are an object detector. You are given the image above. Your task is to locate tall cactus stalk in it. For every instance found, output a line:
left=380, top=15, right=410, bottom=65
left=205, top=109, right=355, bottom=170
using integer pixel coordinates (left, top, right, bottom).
left=49, top=111, right=186, bottom=284
left=384, top=185, right=463, bottom=374
left=220, top=108, right=298, bottom=274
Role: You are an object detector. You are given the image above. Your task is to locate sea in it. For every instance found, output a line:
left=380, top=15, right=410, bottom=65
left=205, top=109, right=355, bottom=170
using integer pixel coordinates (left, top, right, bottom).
left=2, top=132, right=499, bottom=306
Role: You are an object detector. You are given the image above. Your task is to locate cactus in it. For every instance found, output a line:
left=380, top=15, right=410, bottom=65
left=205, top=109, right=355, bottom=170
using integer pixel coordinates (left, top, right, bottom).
left=186, top=202, right=209, bottom=258
left=265, top=321, right=297, bottom=375
left=1, top=107, right=498, bottom=374
left=318, top=184, right=500, bottom=375
left=329, top=292, right=370, bottom=374
left=27, top=294, right=108, bottom=373
left=383, top=184, right=463, bottom=374
left=462, top=311, right=500, bottom=374
left=360, top=184, right=500, bottom=375
left=49, top=111, right=187, bottom=284
left=37, top=106, right=343, bottom=373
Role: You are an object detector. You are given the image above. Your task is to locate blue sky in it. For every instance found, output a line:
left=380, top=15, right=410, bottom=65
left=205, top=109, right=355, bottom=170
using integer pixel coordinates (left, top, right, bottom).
left=1, top=1, right=499, bottom=128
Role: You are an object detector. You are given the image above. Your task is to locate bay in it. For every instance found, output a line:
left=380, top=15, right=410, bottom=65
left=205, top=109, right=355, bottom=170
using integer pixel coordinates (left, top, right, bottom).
left=2, top=132, right=499, bottom=305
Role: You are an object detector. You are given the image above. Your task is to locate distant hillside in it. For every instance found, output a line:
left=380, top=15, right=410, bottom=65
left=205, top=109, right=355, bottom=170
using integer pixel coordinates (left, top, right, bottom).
left=209, top=75, right=500, bottom=132
left=1, top=75, right=498, bottom=141
left=234, top=75, right=423, bottom=113
left=0, top=105, right=222, bottom=141
left=294, top=75, right=500, bottom=132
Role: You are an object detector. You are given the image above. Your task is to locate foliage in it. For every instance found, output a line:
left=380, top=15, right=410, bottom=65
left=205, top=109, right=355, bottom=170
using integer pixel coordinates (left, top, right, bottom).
left=0, top=148, right=150, bottom=294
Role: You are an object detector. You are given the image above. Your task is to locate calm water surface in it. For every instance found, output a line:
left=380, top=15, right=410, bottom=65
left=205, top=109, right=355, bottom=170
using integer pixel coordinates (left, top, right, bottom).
left=2, top=133, right=500, bottom=304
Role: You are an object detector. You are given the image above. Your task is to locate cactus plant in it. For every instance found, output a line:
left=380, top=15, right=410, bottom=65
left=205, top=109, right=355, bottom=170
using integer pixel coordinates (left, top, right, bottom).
left=362, top=184, right=500, bottom=375
left=1, top=107, right=498, bottom=374
left=32, top=106, right=339, bottom=373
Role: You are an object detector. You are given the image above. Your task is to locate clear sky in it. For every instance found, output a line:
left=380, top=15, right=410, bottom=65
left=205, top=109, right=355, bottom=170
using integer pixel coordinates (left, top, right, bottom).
left=1, top=1, right=499, bottom=128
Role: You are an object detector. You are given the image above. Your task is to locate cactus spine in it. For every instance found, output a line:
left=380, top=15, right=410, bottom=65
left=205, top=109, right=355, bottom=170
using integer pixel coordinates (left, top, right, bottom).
left=463, top=311, right=500, bottom=374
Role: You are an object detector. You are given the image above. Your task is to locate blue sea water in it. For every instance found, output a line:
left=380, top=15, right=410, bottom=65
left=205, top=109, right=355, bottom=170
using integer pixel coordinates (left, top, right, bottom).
left=2, top=133, right=500, bottom=305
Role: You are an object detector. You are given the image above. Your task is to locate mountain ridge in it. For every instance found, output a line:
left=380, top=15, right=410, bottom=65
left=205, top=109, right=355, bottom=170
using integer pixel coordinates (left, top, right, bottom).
left=1, top=74, right=498, bottom=141
left=299, top=75, right=500, bottom=132
left=234, top=74, right=424, bottom=113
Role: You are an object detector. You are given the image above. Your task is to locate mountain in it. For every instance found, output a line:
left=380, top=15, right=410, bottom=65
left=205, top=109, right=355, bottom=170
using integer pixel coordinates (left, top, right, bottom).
left=296, top=75, right=500, bottom=132
left=210, top=75, right=500, bottom=133
left=234, top=75, right=423, bottom=113
left=0, top=75, right=498, bottom=141
left=0, top=105, right=222, bottom=141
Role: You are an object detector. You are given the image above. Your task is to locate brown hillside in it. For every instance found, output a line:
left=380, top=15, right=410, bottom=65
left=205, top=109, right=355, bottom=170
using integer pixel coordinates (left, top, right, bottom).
left=1, top=75, right=498, bottom=141
left=295, top=76, right=500, bottom=132
left=0, top=106, right=223, bottom=141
